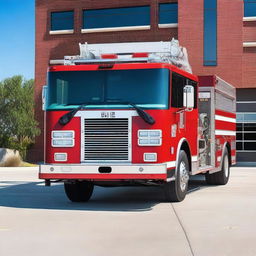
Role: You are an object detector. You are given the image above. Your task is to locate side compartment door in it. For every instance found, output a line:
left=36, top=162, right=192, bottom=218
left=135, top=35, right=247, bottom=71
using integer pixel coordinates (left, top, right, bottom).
left=198, top=87, right=215, bottom=167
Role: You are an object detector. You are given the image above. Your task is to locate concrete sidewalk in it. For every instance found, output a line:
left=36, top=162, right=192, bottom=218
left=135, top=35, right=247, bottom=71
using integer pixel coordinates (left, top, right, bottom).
left=173, top=167, right=256, bottom=256
left=0, top=166, right=39, bottom=181
left=0, top=166, right=255, bottom=256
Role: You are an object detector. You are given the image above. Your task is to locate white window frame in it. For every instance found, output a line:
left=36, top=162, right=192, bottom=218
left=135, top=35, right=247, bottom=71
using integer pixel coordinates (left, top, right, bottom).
left=50, top=29, right=74, bottom=35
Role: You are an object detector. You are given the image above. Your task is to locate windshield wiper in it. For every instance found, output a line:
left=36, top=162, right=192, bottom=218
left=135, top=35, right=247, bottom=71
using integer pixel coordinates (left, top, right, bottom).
left=128, top=103, right=155, bottom=125
left=58, top=102, right=155, bottom=126
left=108, top=101, right=155, bottom=125
left=58, top=104, right=87, bottom=125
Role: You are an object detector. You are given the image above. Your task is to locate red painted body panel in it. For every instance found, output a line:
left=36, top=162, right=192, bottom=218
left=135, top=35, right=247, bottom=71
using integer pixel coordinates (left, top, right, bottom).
left=215, top=120, right=236, bottom=131
left=215, top=136, right=236, bottom=168
left=49, top=63, right=198, bottom=82
left=131, top=113, right=173, bottom=164
left=131, top=109, right=199, bottom=164
left=45, top=112, right=81, bottom=163
left=215, top=109, right=236, bottom=119
left=39, top=173, right=167, bottom=180
left=45, top=108, right=199, bottom=165
left=215, top=109, right=236, bottom=168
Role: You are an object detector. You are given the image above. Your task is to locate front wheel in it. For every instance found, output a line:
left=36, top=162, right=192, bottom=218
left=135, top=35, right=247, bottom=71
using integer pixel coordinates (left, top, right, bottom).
left=205, top=148, right=230, bottom=185
left=164, top=150, right=190, bottom=202
left=64, top=180, right=94, bottom=202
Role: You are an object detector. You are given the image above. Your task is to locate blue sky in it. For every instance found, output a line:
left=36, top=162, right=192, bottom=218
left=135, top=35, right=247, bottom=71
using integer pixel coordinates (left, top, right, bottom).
left=0, top=0, right=35, bottom=81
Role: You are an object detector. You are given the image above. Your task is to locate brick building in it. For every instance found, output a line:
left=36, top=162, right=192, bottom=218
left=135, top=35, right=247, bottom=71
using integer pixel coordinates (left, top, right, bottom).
left=34, top=0, right=256, bottom=163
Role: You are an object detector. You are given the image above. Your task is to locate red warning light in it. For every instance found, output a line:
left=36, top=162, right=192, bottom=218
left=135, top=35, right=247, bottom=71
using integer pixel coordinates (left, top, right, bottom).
left=132, top=53, right=149, bottom=58
left=101, top=54, right=118, bottom=59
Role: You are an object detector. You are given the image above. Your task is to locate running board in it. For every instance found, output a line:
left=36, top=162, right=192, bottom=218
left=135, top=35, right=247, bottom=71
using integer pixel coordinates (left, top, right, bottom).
left=198, top=165, right=221, bottom=174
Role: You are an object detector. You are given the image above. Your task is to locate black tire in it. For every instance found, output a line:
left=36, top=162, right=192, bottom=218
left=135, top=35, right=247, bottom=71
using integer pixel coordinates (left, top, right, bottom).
left=205, top=148, right=230, bottom=185
left=64, top=180, right=94, bottom=202
left=164, top=150, right=189, bottom=202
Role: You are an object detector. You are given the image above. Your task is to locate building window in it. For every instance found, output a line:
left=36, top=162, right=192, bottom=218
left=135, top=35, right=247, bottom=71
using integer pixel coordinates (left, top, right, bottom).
left=158, top=3, right=178, bottom=28
left=50, top=11, right=74, bottom=34
left=82, top=6, right=150, bottom=33
left=244, top=0, right=256, bottom=17
left=203, top=0, right=217, bottom=66
left=236, top=113, right=256, bottom=152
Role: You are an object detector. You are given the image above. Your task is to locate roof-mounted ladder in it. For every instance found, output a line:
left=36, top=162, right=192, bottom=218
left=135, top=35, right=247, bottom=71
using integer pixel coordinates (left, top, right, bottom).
left=49, top=38, right=192, bottom=73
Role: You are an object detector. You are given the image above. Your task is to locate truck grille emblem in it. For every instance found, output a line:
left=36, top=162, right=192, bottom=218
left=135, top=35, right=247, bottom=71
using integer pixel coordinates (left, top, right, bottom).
left=101, top=112, right=116, bottom=118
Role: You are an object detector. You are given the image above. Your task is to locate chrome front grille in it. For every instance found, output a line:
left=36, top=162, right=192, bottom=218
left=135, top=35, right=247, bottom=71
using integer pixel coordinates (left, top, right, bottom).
left=84, top=118, right=129, bottom=161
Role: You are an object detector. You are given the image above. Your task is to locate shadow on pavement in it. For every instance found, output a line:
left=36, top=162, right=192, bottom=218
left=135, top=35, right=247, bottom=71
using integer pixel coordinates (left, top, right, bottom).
left=187, top=174, right=211, bottom=194
left=0, top=175, right=209, bottom=212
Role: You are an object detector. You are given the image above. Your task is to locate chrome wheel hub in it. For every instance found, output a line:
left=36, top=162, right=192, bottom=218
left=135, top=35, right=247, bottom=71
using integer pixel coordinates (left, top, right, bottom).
left=179, top=161, right=189, bottom=192
left=224, top=155, right=229, bottom=177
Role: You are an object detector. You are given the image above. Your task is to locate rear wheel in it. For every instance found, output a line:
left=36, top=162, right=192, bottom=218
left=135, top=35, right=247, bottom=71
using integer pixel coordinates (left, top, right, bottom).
left=64, top=180, right=94, bottom=202
left=205, top=148, right=230, bottom=185
left=164, top=150, right=189, bottom=202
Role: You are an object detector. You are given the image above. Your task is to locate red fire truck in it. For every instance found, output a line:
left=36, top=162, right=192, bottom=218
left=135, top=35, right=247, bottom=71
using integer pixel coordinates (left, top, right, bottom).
left=40, top=41, right=236, bottom=202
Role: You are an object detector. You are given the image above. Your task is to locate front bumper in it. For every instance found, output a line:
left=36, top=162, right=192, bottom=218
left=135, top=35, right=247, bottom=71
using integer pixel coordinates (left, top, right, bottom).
left=39, top=163, right=172, bottom=180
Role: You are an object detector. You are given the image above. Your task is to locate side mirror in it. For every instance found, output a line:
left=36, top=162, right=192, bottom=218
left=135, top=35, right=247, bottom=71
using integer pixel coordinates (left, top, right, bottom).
left=183, top=85, right=194, bottom=109
left=42, top=85, right=48, bottom=111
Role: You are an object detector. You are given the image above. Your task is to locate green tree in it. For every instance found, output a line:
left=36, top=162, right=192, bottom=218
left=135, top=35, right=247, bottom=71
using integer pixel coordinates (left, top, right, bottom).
left=0, top=76, right=40, bottom=159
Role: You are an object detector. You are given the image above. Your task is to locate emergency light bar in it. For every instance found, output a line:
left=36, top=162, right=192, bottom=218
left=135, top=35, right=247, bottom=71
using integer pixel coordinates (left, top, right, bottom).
left=49, top=38, right=193, bottom=73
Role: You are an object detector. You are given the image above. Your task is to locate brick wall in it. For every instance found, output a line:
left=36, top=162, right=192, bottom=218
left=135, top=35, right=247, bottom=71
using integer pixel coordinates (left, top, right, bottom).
left=243, top=20, right=256, bottom=88
left=179, top=0, right=243, bottom=88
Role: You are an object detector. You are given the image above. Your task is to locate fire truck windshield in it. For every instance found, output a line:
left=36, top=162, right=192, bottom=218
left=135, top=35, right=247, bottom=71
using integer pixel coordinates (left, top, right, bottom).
left=47, top=68, right=169, bottom=110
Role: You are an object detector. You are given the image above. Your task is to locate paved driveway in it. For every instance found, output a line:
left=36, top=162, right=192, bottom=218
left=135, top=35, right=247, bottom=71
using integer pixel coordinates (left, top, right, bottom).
left=0, top=167, right=255, bottom=256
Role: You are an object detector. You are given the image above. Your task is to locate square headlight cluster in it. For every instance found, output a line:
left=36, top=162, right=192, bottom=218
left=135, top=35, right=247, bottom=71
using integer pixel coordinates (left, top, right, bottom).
left=138, top=130, right=162, bottom=146
left=52, top=131, right=74, bottom=147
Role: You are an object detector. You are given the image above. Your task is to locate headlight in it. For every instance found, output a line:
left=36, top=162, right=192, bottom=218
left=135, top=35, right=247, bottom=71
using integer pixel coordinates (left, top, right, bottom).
left=144, top=153, right=157, bottom=162
left=52, top=139, right=74, bottom=147
left=52, top=131, right=74, bottom=138
left=54, top=153, right=67, bottom=161
left=138, top=130, right=162, bottom=146
left=52, top=130, right=74, bottom=147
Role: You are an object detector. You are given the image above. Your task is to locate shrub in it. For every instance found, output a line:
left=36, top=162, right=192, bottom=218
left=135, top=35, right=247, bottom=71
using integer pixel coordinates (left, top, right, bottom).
left=0, top=76, right=40, bottom=159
